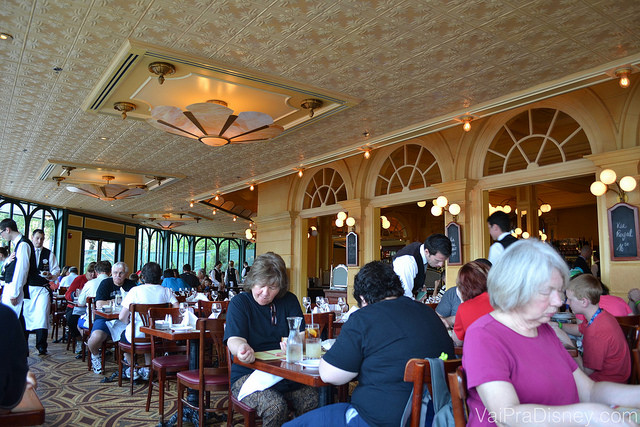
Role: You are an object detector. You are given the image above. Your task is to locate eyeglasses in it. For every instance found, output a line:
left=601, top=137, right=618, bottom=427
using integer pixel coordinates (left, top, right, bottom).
left=270, top=303, right=277, bottom=326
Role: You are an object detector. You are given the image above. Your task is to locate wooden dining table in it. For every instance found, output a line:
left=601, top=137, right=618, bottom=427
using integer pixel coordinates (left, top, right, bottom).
left=94, top=306, right=122, bottom=320
left=234, top=352, right=334, bottom=406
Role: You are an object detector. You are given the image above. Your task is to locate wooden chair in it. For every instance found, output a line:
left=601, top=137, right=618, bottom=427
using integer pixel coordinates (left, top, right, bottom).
left=616, top=314, right=640, bottom=327
left=83, top=297, right=114, bottom=372
left=50, top=293, right=67, bottom=342
left=447, top=366, right=468, bottom=427
left=403, top=358, right=462, bottom=427
left=0, top=388, right=45, bottom=426
left=145, top=307, right=189, bottom=424
left=177, top=318, right=229, bottom=427
left=618, top=323, right=640, bottom=384
left=118, top=303, right=170, bottom=395
left=226, top=346, right=258, bottom=427
left=304, top=312, right=333, bottom=339
left=632, top=347, right=640, bottom=384
left=197, top=300, right=229, bottom=318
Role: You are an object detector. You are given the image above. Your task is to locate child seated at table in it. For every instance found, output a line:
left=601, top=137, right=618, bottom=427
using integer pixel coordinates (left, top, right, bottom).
left=563, top=274, right=631, bottom=383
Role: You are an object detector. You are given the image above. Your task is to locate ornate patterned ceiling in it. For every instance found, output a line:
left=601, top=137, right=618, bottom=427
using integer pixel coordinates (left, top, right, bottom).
left=1, top=0, right=639, bottom=237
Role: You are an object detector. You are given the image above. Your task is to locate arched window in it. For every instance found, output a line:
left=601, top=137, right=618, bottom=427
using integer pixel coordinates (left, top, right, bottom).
left=195, top=237, right=218, bottom=272
left=375, top=144, right=442, bottom=196
left=484, top=108, right=592, bottom=176
left=245, top=242, right=256, bottom=265
left=303, top=168, right=347, bottom=209
left=149, top=230, right=163, bottom=264
left=29, top=208, right=58, bottom=249
left=137, top=228, right=150, bottom=269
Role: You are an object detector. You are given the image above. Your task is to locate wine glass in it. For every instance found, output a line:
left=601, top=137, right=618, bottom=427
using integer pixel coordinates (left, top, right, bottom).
left=302, top=297, right=311, bottom=313
left=338, top=297, right=347, bottom=313
left=179, top=302, right=188, bottom=321
left=211, top=303, right=222, bottom=318
left=211, top=290, right=219, bottom=301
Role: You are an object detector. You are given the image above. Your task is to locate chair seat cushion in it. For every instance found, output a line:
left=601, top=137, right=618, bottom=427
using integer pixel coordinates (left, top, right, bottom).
left=152, top=355, right=189, bottom=370
left=177, top=370, right=229, bottom=387
left=118, top=342, right=151, bottom=351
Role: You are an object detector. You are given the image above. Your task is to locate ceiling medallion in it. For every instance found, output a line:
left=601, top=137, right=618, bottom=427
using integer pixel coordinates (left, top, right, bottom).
left=300, top=99, right=323, bottom=117
left=113, top=102, right=136, bottom=119
left=148, top=62, right=176, bottom=85
left=66, top=175, right=147, bottom=201
left=147, top=99, right=284, bottom=147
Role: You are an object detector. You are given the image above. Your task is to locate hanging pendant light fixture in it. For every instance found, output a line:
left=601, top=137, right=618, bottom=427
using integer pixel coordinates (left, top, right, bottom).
left=66, top=175, right=147, bottom=201
left=147, top=99, right=284, bottom=146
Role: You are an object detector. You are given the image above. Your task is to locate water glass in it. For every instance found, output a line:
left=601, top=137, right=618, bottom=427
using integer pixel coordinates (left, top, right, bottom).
left=164, top=313, right=172, bottom=327
left=211, top=303, right=222, bottom=318
left=115, top=294, right=122, bottom=307
left=306, top=337, right=322, bottom=359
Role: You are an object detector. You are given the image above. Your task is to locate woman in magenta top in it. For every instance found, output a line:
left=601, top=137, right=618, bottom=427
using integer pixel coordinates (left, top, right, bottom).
left=463, top=239, right=640, bottom=426
left=452, top=260, right=493, bottom=344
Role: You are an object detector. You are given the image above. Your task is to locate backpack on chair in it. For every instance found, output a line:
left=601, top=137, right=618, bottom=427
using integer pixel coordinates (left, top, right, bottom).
left=400, top=357, right=455, bottom=427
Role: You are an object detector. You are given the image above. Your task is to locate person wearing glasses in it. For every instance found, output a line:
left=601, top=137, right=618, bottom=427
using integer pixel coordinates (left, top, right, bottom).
left=224, top=252, right=317, bottom=427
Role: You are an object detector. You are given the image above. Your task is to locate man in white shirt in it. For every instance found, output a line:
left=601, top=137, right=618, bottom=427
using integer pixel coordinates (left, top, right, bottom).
left=119, top=262, right=178, bottom=380
left=23, top=229, right=60, bottom=355
left=487, top=211, right=517, bottom=265
left=59, top=266, right=78, bottom=289
left=392, top=234, right=452, bottom=299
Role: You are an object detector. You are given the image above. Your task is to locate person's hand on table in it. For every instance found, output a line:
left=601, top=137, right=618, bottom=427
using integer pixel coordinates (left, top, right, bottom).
left=237, top=343, right=255, bottom=364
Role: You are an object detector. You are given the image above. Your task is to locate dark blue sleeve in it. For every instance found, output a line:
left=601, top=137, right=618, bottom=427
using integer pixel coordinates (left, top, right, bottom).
left=223, top=294, right=250, bottom=344
left=95, top=279, right=112, bottom=302
left=322, top=311, right=364, bottom=373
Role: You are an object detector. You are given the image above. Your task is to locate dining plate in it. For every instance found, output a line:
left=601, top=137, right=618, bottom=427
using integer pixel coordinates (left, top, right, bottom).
left=297, top=359, right=321, bottom=369
left=171, top=325, right=194, bottom=332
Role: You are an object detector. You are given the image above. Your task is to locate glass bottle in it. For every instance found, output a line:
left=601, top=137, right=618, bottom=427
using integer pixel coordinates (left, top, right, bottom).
left=286, top=316, right=303, bottom=363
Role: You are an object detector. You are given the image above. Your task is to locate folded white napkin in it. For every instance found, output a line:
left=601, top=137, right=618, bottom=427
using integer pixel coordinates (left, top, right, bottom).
left=340, top=306, right=358, bottom=322
left=312, top=306, right=319, bottom=313
left=195, top=292, right=209, bottom=301
left=237, top=370, right=284, bottom=400
left=180, top=309, right=198, bottom=328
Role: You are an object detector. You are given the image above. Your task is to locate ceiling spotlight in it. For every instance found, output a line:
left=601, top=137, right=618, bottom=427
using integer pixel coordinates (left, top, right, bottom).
left=212, top=208, right=217, bottom=215
left=297, top=168, right=304, bottom=178
left=615, top=67, right=631, bottom=88
left=363, top=130, right=370, bottom=138
left=113, top=102, right=136, bottom=120
left=300, top=99, right=323, bottom=118
left=0, top=33, right=13, bottom=41
left=250, top=184, right=255, bottom=191
left=214, top=193, right=220, bottom=201
left=148, top=61, right=176, bottom=85
left=190, top=200, right=194, bottom=208
left=459, top=115, right=474, bottom=132
left=362, top=147, right=372, bottom=159
left=233, top=216, right=237, bottom=222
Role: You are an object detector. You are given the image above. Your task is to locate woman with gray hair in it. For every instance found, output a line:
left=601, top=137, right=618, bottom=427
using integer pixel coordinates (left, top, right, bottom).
left=224, top=252, right=317, bottom=427
left=463, top=239, right=640, bottom=426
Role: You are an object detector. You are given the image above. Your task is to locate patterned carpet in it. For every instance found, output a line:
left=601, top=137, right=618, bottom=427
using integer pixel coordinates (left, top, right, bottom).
left=27, top=332, right=229, bottom=426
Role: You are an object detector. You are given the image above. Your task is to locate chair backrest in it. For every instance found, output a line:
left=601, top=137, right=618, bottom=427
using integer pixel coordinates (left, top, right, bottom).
left=616, top=314, right=640, bottom=327
left=330, top=264, right=348, bottom=288
left=447, top=366, right=468, bottom=427
left=129, top=303, right=171, bottom=345
left=403, top=358, right=462, bottom=427
left=619, top=323, right=640, bottom=353
left=197, top=318, right=227, bottom=384
left=304, top=312, right=333, bottom=339
left=86, top=297, right=96, bottom=329
left=197, top=300, right=229, bottom=318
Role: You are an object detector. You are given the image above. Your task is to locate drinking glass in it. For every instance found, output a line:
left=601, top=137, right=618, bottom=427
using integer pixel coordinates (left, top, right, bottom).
left=306, top=337, right=322, bottom=359
left=179, top=302, right=188, bottom=320
left=338, top=297, right=348, bottom=313
left=211, top=303, right=222, bottom=318
left=115, top=294, right=122, bottom=307
left=164, top=313, right=172, bottom=327
left=302, top=297, right=311, bottom=313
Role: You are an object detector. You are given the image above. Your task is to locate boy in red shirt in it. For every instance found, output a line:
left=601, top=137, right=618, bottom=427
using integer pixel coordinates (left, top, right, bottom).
left=564, top=274, right=630, bottom=383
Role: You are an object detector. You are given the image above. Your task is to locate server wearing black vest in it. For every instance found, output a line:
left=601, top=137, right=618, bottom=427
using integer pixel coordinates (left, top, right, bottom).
left=0, top=219, right=48, bottom=342
left=487, top=211, right=518, bottom=265
left=23, top=229, right=59, bottom=355
left=392, top=233, right=452, bottom=299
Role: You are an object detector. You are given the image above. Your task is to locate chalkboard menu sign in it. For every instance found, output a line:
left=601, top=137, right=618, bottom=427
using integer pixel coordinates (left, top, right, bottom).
left=445, top=222, right=462, bottom=266
left=607, top=203, right=640, bottom=261
left=346, top=231, right=358, bottom=266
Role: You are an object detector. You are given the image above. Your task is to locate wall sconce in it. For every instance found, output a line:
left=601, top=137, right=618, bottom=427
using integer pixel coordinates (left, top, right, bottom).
left=307, top=225, right=318, bottom=238
left=360, top=146, right=372, bottom=159
left=380, top=215, right=391, bottom=229
left=590, top=169, right=637, bottom=202
left=296, top=168, right=304, bottom=178
left=245, top=228, right=256, bottom=240
left=416, top=200, right=427, bottom=208
left=430, top=196, right=461, bottom=219
left=214, top=193, right=220, bottom=201
left=335, top=211, right=355, bottom=228
left=189, top=200, right=194, bottom=207
left=232, top=216, right=237, bottom=222
left=615, top=68, right=631, bottom=88
left=212, top=208, right=217, bottom=215
left=249, top=183, right=255, bottom=191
